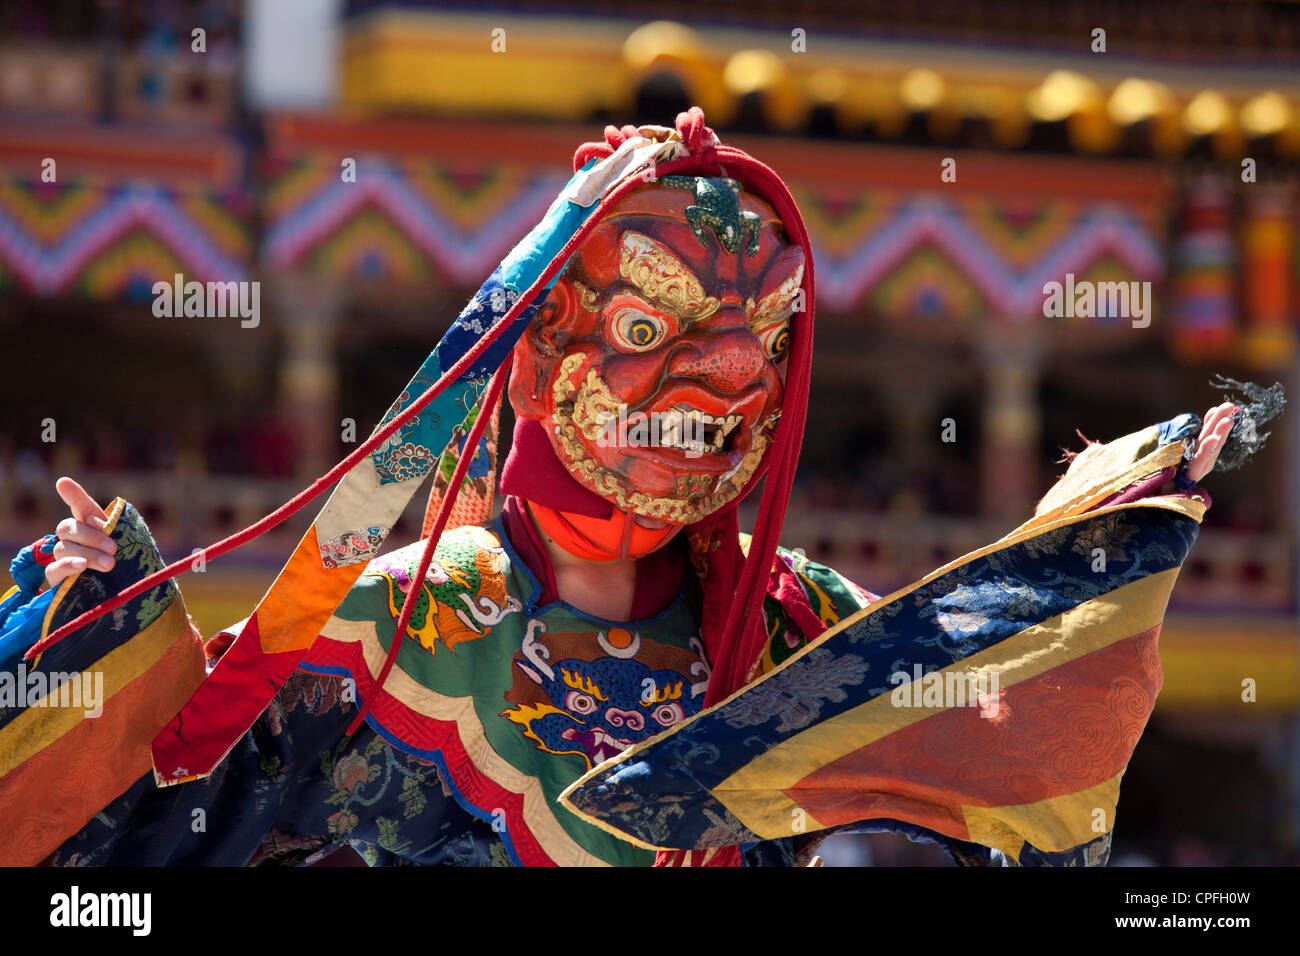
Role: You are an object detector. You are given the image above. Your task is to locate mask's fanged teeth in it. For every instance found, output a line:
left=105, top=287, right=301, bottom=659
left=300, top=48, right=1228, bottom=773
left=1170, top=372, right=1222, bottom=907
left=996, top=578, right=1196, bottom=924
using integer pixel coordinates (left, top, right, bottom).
left=644, top=405, right=746, bottom=454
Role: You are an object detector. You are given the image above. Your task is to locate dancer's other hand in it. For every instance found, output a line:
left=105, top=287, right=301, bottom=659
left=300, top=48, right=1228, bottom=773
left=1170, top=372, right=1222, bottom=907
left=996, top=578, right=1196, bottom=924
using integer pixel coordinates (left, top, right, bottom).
left=44, top=477, right=115, bottom=588
left=1186, top=402, right=1240, bottom=484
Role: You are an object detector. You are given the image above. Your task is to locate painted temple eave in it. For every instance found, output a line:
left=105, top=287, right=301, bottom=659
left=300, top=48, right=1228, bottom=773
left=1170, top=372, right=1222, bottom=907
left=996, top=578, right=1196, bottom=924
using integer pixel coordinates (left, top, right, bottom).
left=0, top=113, right=1289, bottom=363
left=339, top=10, right=1300, bottom=160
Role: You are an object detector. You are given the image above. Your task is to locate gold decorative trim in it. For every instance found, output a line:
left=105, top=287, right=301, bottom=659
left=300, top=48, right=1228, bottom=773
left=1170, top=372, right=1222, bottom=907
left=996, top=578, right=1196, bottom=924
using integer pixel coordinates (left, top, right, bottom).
left=571, top=279, right=602, bottom=313
left=750, top=261, right=805, bottom=331
left=618, top=232, right=719, bottom=321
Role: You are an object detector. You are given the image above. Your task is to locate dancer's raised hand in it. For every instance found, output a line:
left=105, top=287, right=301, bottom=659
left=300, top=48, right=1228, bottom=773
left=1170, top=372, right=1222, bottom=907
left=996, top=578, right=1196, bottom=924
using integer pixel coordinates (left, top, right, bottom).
left=44, top=477, right=115, bottom=588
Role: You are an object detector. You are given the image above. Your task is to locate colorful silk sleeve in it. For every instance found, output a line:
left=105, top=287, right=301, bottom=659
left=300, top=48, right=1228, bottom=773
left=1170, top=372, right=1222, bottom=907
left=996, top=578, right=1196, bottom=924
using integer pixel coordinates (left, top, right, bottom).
left=561, top=414, right=1211, bottom=868
left=49, top=670, right=510, bottom=866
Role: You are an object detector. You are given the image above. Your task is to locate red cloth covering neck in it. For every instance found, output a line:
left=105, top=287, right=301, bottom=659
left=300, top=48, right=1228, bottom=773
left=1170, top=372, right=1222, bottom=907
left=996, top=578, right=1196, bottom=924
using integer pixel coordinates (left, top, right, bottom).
left=499, top=495, right=685, bottom=620
left=499, top=418, right=613, bottom=518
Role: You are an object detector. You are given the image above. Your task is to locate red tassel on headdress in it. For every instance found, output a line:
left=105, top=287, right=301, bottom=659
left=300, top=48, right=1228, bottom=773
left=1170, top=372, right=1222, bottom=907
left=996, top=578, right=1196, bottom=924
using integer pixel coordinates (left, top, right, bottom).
left=568, top=108, right=823, bottom=867
left=642, top=109, right=821, bottom=868
left=528, top=108, right=824, bottom=866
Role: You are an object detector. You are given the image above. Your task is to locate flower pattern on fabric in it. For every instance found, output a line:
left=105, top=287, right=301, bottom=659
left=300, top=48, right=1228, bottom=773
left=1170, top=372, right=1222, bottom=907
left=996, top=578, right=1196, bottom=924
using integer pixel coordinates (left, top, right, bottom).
left=320, top=526, right=386, bottom=569
left=368, top=273, right=521, bottom=486
left=723, top=647, right=870, bottom=734
left=277, top=670, right=355, bottom=724
left=374, top=441, right=438, bottom=484
left=330, top=751, right=375, bottom=797
left=135, top=588, right=172, bottom=631
left=848, top=598, right=902, bottom=645
left=925, top=580, right=1053, bottom=652
left=372, top=365, right=440, bottom=464
left=457, top=282, right=520, bottom=337
left=1015, top=523, right=1076, bottom=561
left=110, top=507, right=180, bottom=630
left=1070, top=514, right=1139, bottom=563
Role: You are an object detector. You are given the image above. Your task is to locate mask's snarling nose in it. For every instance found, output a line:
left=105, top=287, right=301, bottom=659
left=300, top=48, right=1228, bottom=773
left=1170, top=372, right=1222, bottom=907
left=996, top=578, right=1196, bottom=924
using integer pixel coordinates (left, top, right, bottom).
left=669, top=323, right=768, bottom=395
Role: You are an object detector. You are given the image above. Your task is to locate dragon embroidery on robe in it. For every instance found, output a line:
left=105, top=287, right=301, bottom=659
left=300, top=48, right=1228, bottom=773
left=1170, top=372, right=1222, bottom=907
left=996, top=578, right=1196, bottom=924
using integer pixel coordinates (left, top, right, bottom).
left=366, top=525, right=520, bottom=655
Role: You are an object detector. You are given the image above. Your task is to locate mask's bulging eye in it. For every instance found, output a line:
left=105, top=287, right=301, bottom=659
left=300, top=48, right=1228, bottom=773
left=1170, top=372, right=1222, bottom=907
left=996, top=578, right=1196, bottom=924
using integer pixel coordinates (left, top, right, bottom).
left=757, top=322, right=790, bottom=359
left=611, top=306, right=669, bottom=352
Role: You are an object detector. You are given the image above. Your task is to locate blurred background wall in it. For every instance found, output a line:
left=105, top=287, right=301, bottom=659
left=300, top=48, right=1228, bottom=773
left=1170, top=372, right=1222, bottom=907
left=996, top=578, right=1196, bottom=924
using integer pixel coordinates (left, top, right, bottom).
left=0, top=0, right=1297, bottom=865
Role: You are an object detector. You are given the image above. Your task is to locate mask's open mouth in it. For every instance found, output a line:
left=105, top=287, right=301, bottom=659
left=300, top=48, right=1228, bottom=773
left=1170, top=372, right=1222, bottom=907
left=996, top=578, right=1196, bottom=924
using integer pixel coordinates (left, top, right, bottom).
left=550, top=353, right=778, bottom=523
left=651, top=406, right=744, bottom=456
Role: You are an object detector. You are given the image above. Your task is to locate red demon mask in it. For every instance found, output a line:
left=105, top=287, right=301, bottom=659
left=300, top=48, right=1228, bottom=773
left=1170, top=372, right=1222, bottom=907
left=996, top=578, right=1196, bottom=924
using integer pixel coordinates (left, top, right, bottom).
left=509, top=175, right=805, bottom=525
